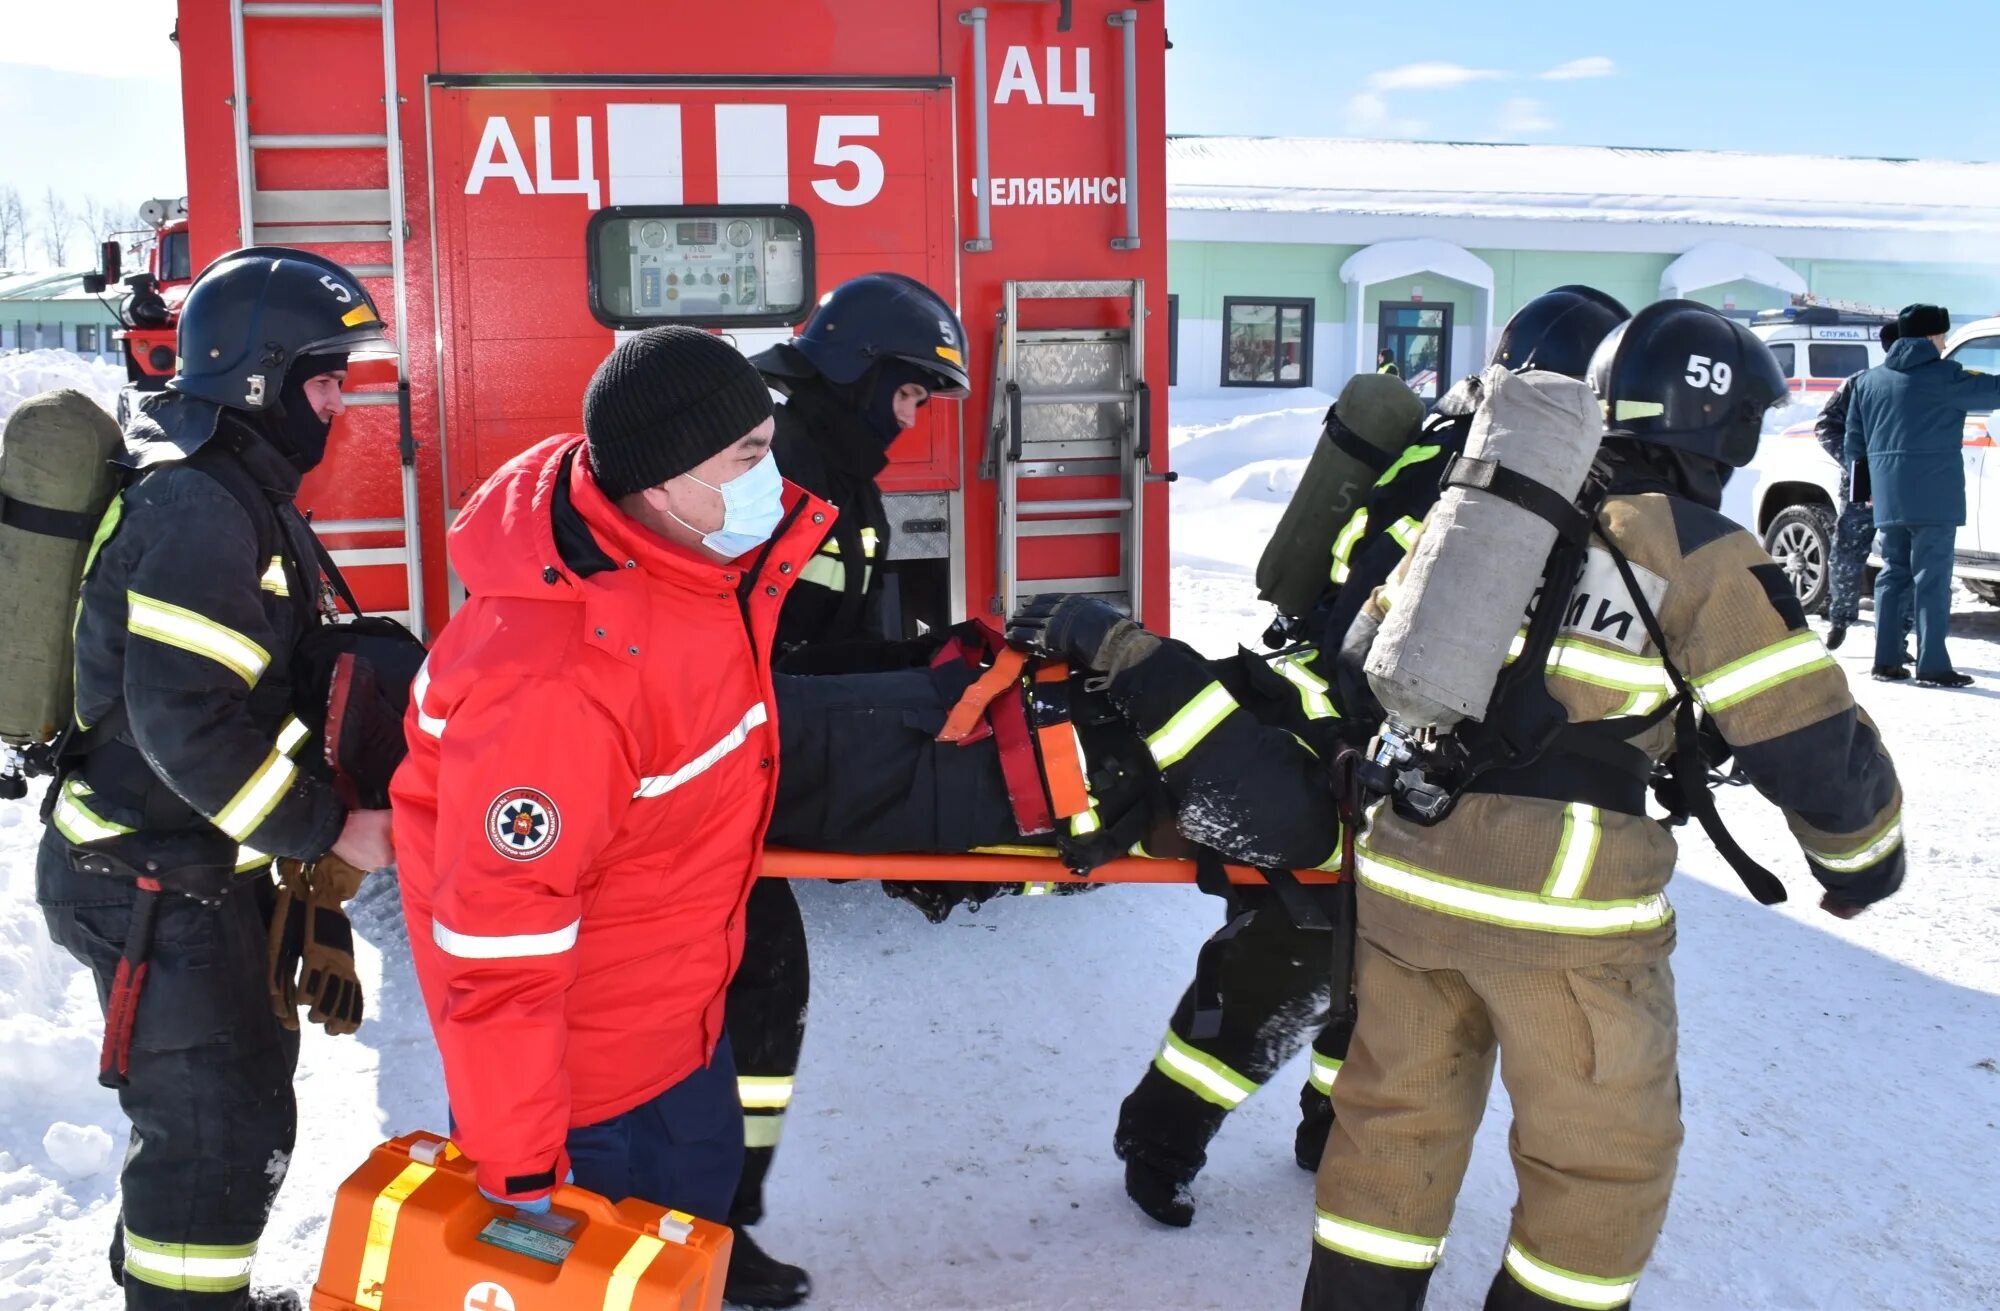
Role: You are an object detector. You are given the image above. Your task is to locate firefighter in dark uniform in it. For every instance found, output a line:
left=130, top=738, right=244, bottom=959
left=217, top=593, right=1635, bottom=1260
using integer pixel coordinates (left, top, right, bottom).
left=720, top=273, right=970, bottom=1308
left=34, top=248, right=398, bottom=1310
left=1107, top=287, right=1632, bottom=1229
left=1306, top=302, right=1904, bottom=1310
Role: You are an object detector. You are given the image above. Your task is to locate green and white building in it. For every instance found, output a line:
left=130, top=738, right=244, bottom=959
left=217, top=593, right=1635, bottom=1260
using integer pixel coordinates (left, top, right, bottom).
left=0, top=269, right=124, bottom=363
left=1164, top=137, right=2000, bottom=400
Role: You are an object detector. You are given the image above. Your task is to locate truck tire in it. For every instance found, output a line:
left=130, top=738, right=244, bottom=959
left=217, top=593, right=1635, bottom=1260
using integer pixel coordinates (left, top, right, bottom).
left=1966, top=580, right=2000, bottom=607
left=1763, top=503, right=1836, bottom=616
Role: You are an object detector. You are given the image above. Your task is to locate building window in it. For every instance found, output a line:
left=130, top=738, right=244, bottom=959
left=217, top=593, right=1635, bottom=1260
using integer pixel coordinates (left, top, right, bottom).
left=1377, top=302, right=1452, bottom=402
left=1222, top=297, right=1312, bottom=388
left=75, top=324, right=100, bottom=352
left=1165, top=294, right=1179, bottom=386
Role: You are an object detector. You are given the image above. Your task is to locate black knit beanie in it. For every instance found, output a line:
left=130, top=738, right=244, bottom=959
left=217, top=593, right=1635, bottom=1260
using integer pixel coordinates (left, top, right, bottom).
left=584, top=326, right=775, bottom=497
left=1896, top=304, right=1950, bottom=341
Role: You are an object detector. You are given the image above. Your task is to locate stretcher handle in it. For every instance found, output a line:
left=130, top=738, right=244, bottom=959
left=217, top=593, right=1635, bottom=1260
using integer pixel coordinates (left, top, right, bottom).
left=760, top=848, right=1341, bottom=886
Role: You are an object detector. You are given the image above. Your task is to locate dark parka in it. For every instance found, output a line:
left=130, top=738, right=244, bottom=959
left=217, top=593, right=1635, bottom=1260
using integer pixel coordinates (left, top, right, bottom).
left=768, top=384, right=893, bottom=650
left=53, top=393, right=343, bottom=866
left=1845, top=337, right=2000, bottom=528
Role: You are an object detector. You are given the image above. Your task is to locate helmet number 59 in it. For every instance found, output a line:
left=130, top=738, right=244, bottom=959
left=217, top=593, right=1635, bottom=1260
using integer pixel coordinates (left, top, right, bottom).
left=1685, top=354, right=1732, bottom=395
left=812, top=116, right=885, bottom=207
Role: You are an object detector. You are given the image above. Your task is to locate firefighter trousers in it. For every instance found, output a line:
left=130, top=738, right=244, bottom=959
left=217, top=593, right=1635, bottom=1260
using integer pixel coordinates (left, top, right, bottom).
left=35, top=831, right=300, bottom=1310
left=1117, top=888, right=1354, bottom=1185
left=725, top=877, right=810, bottom=1227
left=1308, top=934, right=1682, bottom=1311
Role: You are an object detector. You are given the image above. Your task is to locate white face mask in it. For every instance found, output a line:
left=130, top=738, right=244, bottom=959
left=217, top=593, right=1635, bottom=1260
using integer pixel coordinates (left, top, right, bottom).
left=669, top=451, right=784, bottom=557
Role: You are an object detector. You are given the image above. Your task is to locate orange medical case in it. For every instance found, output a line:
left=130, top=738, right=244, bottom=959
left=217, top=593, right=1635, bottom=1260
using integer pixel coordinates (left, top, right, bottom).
left=310, top=1132, right=731, bottom=1311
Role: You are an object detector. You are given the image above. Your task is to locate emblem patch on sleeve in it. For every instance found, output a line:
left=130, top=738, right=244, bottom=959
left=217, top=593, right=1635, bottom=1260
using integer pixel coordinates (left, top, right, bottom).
left=486, top=788, right=560, bottom=861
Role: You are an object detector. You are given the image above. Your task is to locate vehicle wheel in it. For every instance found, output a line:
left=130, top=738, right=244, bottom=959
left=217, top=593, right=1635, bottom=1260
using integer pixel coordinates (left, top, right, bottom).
left=1966, top=580, right=2000, bottom=606
left=1763, top=503, right=1837, bottom=616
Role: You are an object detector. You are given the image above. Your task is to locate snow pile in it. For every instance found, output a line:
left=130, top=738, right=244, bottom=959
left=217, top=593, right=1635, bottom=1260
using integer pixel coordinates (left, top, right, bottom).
left=0, top=351, right=126, bottom=429
left=1168, top=389, right=1332, bottom=578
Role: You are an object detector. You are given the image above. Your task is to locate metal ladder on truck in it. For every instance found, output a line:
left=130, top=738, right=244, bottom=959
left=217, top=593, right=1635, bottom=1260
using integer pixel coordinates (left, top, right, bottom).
left=988, top=280, right=1168, bottom=623
left=226, top=0, right=426, bottom=635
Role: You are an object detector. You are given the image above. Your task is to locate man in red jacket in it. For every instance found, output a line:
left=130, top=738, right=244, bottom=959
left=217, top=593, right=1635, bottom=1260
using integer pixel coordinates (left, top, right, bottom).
left=390, top=326, right=831, bottom=1227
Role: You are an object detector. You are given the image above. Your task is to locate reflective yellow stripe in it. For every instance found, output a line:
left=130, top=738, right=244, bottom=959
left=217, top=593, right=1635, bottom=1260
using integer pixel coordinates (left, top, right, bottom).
left=353, top=1161, right=435, bottom=1311
left=235, top=847, right=270, bottom=873
left=81, top=494, right=125, bottom=580
left=743, top=1112, right=785, bottom=1149
left=1357, top=847, right=1671, bottom=936
left=602, top=1232, right=669, bottom=1311
left=1272, top=651, right=1338, bottom=721
left=1503, top=1243, right=1640, bottom=1309
left=51, top=779, right=134, bottom=844
left=1308, top=1053, right=1342, bottom=1095
left=1069, top=806, right=1102, bottom=837
left=1385, top=515, right=1421, bottom=551
left=1805, top=812, right=1904, bottom=874
left=123, top=1231, right=257, bottom=1294
left=1144, top=681, right=1238, bottom=770
left=1692, top=633, right=1837, bottom=712
left=799, top=554, right=845, bottom=591
left=127, top=590, right=270, bottom=685
left=1021, top=881, right=1055, bottom=896
left=1330, top=509, right=1368, bottom=584
left=1505, top=631, right=1672, bottom=717
left=1542, top=804, right=1601, bottom=899
left=259, top=556, right=290, bottom=597
left=1313, top=1210, right=1445, bottom=1269
left=738, top=1076, right=794, bottom=1110
left=213, top=750, right=296, bottom=842
left=277, top=715, right=311, bottom=758
left=1374, top=443, right=1441, bottom=489
left=1154, top=1029, right=1256, bottom=1108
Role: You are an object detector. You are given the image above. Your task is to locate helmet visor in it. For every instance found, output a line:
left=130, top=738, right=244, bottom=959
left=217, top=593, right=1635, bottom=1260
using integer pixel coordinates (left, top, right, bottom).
left=894, top=349, right=971, bottom=399
left=295, top=322, right=398, bottom=365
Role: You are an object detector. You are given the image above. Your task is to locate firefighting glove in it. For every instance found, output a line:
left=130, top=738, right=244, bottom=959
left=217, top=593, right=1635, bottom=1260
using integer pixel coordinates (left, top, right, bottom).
left=267, top=860, right=311, bottom=1030
left=1006, top=594, right=1160, bottom=677
left=308, top=853, right=372, bottom=904
left=301, top=899, right=365, bottom=1036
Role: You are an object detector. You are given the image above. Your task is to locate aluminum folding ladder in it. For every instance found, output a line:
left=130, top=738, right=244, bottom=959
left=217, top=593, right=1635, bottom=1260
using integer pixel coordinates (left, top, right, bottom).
left=987, top=279, right=1164, bottom=623
left=227, top=0, right=426, bottom=634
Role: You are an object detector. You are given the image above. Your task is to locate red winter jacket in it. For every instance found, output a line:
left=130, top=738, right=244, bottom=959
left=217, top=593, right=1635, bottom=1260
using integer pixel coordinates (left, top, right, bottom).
left=389, top=434, right=830, bottom=1201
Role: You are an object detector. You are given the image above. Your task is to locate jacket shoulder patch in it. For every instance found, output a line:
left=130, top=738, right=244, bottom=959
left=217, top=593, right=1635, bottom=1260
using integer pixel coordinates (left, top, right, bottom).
left=487, top=787, right=561, bottom=860
left=1668, top=497, right=1739, bottom=557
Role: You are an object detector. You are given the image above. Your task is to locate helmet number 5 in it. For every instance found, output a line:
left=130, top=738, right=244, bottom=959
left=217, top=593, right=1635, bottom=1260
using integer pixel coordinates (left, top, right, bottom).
left=1685, top=354, right=1732, bottom=395
left=812, top=116, right=884, bottom=207
left=320, top=274, right=352, bottom=304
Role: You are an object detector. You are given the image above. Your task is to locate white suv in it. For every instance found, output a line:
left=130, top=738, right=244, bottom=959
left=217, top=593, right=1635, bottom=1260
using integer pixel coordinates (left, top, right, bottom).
left=1728, top=315, right=2000, bottom=612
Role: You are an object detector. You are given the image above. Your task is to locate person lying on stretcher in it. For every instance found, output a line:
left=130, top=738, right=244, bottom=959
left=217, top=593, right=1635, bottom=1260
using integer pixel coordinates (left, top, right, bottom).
left=764, top=596, right=1369, bottom=916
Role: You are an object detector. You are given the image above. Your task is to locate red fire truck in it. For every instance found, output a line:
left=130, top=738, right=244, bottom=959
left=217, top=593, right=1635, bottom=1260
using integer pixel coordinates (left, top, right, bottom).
left=168, top=0, right=1172, bottom=642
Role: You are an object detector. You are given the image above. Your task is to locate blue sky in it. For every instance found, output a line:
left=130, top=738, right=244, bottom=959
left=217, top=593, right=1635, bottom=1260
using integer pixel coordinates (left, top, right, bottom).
left=1, top=0, right=1993, bottom=228
left=1169, top=1, right=1997, bottom=161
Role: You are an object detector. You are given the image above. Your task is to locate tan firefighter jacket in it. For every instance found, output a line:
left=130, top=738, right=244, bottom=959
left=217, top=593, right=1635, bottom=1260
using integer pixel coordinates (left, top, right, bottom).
left=1353, top=491, right=1904, bottom=967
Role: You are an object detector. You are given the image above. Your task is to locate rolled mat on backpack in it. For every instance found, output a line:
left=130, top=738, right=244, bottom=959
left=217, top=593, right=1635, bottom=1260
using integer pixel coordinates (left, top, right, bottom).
left=1255, top=373, right=1428, bottom=621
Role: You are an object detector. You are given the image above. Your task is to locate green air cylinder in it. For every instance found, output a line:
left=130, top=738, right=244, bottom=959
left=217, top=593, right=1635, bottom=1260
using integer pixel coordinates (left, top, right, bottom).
left=1256, top=372, right=1428, bottom=620
left=0, top=389, right=126, bottom=747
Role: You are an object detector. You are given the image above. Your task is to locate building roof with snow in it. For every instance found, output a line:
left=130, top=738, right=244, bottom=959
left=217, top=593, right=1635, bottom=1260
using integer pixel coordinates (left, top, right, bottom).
left=1165, top=137, right=2000, bottom=237
left=0, top=269, right=111, bottom=304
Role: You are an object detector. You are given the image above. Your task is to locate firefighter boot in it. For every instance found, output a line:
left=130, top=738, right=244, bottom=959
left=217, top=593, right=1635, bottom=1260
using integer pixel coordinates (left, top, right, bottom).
left=1484, top=1265, right=1628, bottom=1311
left=1301, top=1246, right=1435, bottom=1311
left=724, top=1228, right=811, bottom=1310
left=1113, top=1067, right=1227, bottom=1227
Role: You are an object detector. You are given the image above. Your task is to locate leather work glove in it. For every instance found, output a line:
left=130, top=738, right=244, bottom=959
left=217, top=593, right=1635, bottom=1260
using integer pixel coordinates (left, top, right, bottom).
left=267, top=860, right=310, bottom=1030
left=300, top=897, right=365, bottom=1036
left=1006, top=594, right=1160, bottom=677
left=308, top=852, right=373, bottom=904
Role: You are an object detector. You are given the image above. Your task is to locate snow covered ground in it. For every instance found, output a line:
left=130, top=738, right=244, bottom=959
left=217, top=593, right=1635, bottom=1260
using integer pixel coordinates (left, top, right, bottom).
left=2, top=374, right=1997, bottom=1309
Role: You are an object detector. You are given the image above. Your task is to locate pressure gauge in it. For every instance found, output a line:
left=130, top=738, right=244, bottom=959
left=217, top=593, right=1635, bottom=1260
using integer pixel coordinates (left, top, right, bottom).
left=638, top=222, right=668, bottom=248
left=726, top=220, right=754, bottom=248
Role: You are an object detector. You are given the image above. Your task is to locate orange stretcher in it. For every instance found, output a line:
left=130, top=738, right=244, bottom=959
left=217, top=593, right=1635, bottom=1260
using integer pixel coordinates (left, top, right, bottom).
left=761, top=848, right=1343, bottom=886
left=311, top=1133, right=731, bottom=1311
